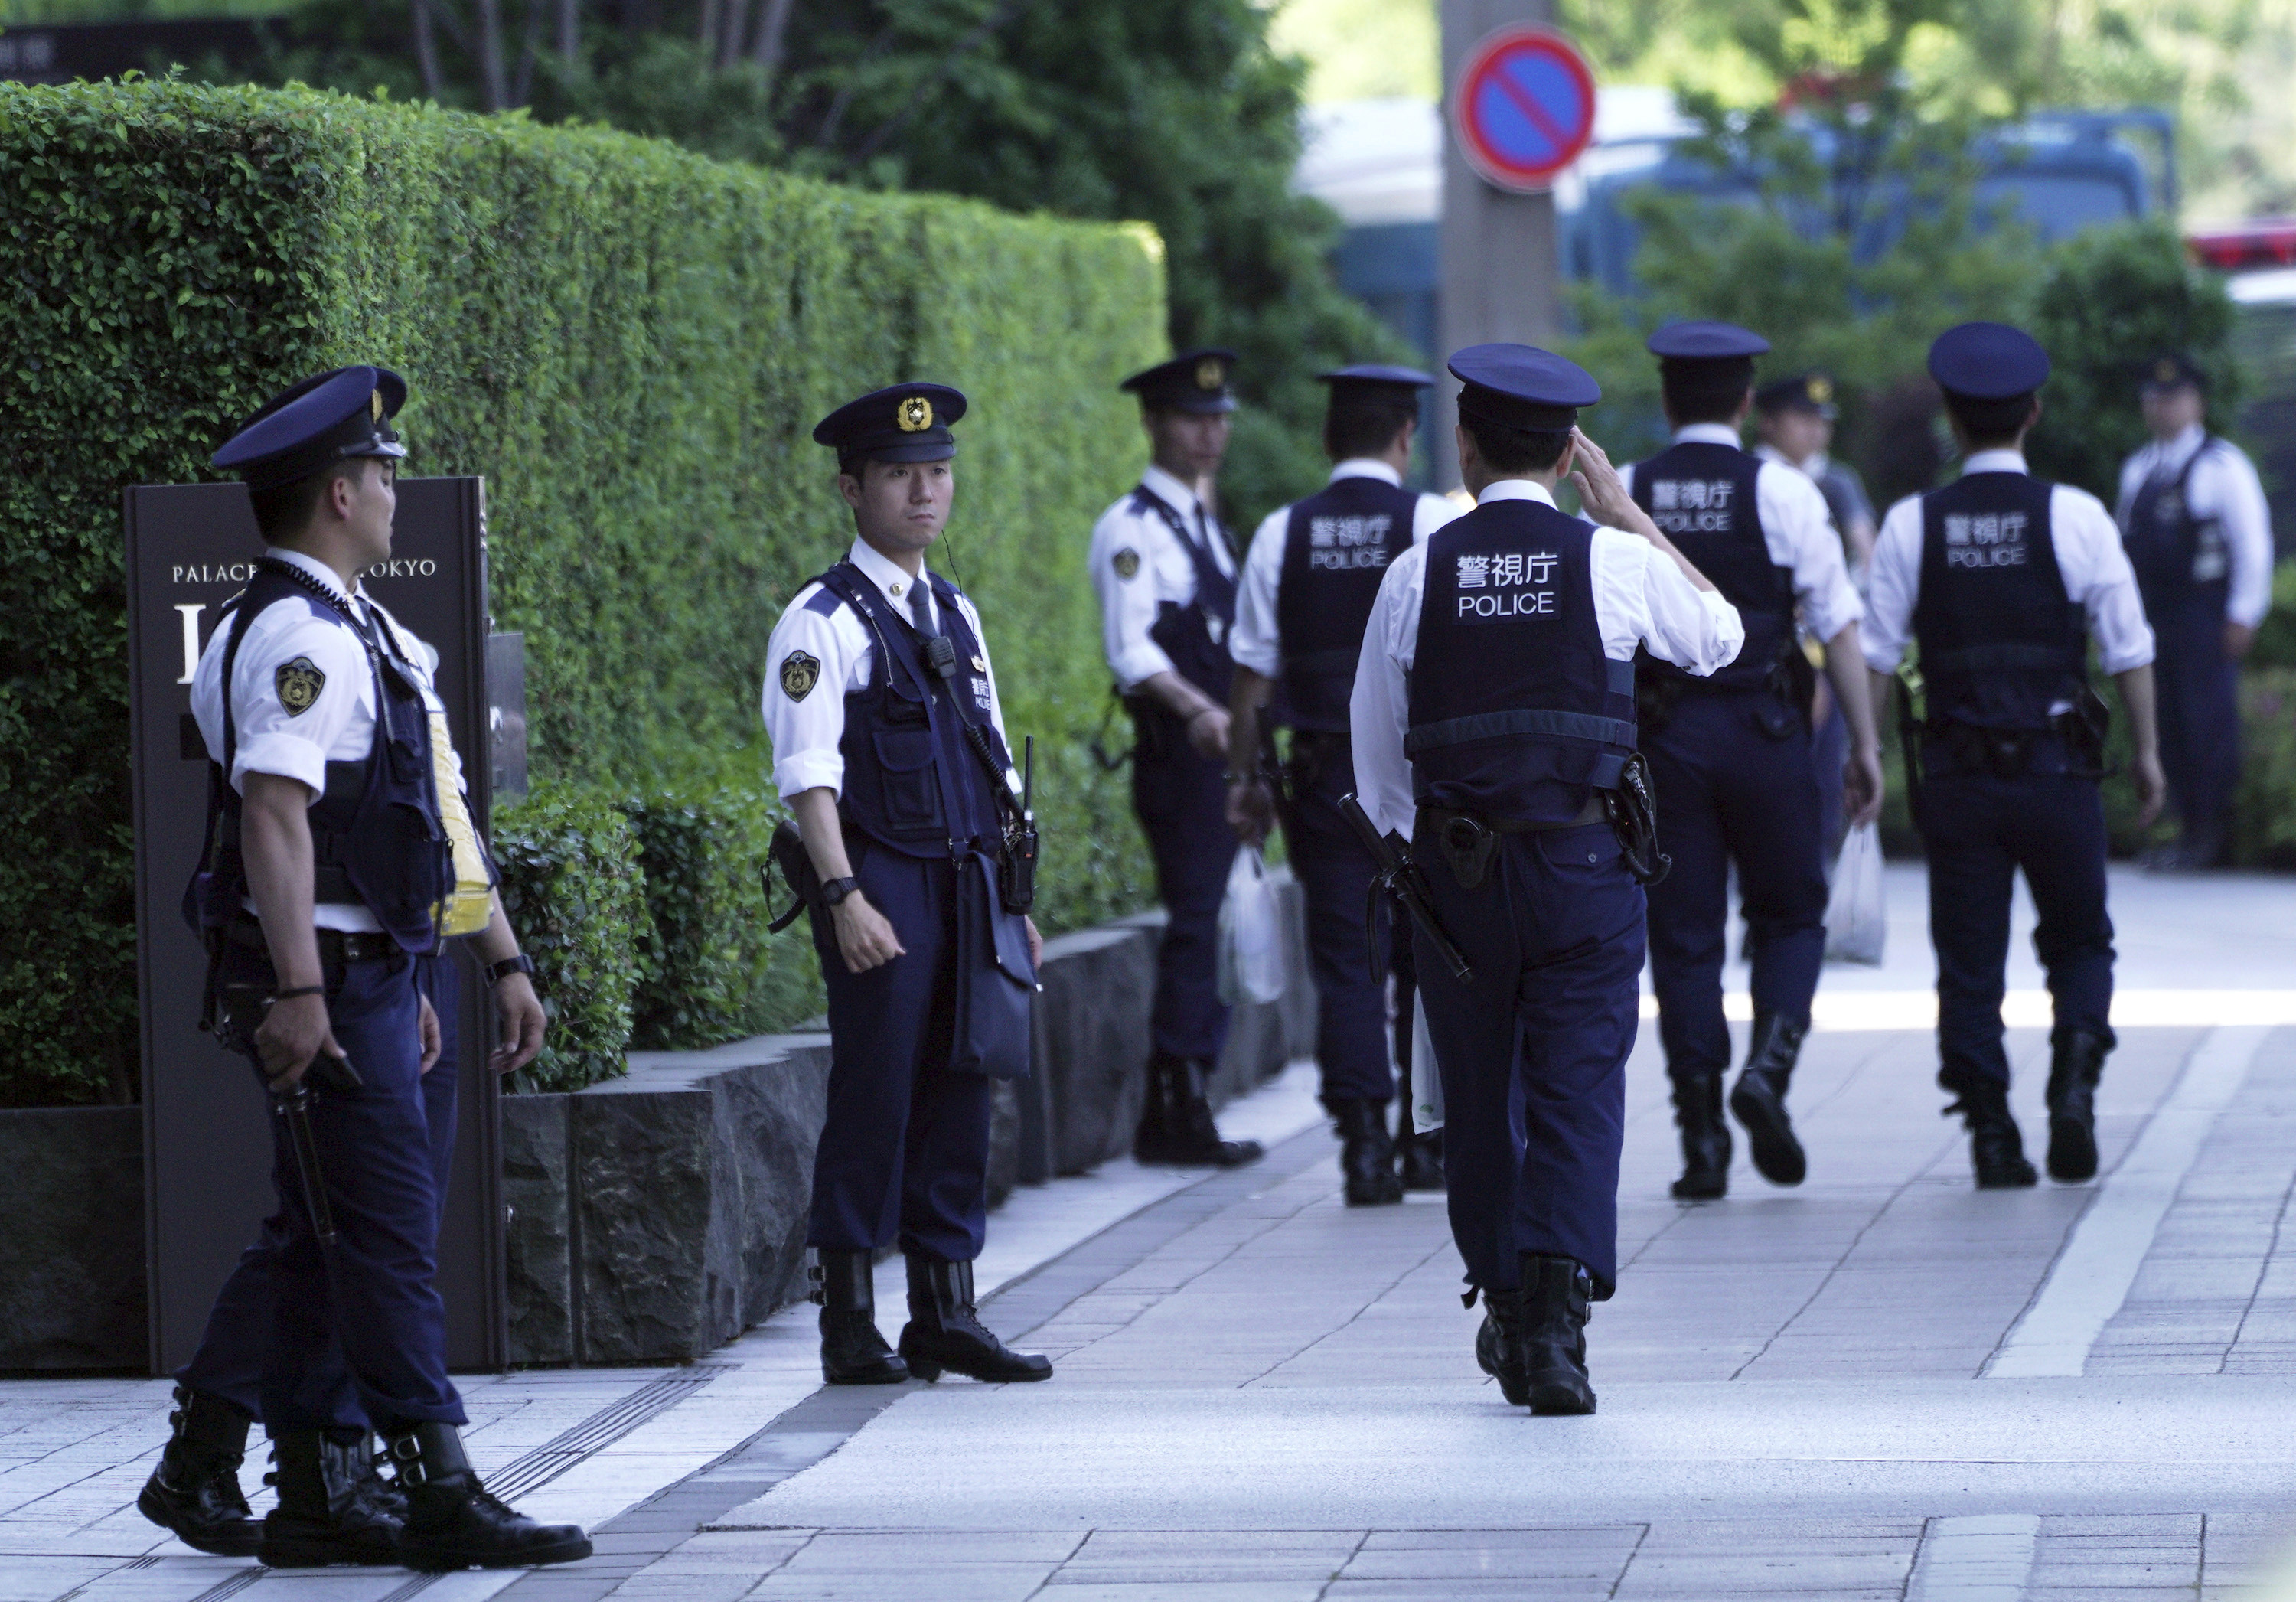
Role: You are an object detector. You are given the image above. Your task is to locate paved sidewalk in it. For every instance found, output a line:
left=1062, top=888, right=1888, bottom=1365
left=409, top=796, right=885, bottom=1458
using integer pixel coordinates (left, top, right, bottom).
left=8, top=866, right=2296, bottom=1600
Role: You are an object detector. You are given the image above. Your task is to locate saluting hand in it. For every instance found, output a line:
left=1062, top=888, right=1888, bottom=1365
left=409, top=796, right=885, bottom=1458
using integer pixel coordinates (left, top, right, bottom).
left=832, top=891, right=907, bottom=974
left=1566, top=429, right=1638, bottom=530
left=491, top=973, right=548, bottom=1075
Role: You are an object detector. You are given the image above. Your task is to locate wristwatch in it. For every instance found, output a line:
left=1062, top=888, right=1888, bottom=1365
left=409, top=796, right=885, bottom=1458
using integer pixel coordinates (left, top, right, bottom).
left=486, top=954, right=537, bottom=987
left=819, top=876, right=861, bottom=909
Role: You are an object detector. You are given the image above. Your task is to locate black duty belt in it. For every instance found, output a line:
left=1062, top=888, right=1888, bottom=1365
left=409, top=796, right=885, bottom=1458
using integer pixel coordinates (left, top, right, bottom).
left=1418, top=797, right=1607, bottom=835
left=226, top=916, right=402, bottom=966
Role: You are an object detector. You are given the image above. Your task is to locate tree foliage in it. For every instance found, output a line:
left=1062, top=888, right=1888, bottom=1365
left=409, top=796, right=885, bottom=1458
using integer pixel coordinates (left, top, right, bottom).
left=199, top=0, right=1409, bottom=525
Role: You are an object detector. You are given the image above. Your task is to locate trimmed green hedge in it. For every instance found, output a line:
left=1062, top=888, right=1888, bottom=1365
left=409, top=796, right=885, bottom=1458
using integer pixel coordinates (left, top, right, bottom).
left=494, top=789, right=647, bottom=1093
left=0, top=79, right=1164, bottom=1105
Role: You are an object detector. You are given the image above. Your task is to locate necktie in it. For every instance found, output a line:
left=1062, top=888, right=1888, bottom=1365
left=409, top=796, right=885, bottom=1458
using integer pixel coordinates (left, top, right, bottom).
left=907, top=579, right=936, bottom=638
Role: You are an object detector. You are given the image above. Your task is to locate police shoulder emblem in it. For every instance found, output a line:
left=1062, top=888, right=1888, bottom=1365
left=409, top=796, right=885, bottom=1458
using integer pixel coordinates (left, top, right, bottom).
left=1112, top=547, right=1141, bottom=579
left=897, top=395, right=934, bottom=432
left=1195, top=358, right=1225, bottom=391
left=276, top=657, right=326, bottom=716
left=781, top=651, right=821, bottom=702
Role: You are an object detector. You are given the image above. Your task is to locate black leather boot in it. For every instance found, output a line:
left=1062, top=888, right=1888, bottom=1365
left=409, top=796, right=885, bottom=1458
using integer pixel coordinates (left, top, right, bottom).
left=387, top=1421, right=592, bottom=1570
left=1945, top=1078, right=2037, bottom=1189
left=1134, top=1052, right=1264, bottom=1167
left=1519, top=1254, right=1597, bottom=1416
left=1332, top=1099, right=1404, bottom=1206
left=256, top=1428, right=402, bottom=1568
left=1670, top=1075, right=1731, bottom=1200
left=137, top=1387, right=260, bottom=1557
left=1730, top=1013, right=1810, bottom=1187
left=812, top=1248, right=910, bottom=1385
left=1394, top=1114, right=1446, bottom=1192
left=899, top=1258, right=1053, bottom=1383
left=1473, top=1286, right=1531, bottom=1407
left=2045, top=1029, right=2109, bottom=1183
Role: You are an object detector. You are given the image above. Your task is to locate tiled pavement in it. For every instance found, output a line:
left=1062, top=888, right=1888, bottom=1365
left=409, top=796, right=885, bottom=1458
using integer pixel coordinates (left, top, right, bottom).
left=10, top=866, right=2296, bottom=1600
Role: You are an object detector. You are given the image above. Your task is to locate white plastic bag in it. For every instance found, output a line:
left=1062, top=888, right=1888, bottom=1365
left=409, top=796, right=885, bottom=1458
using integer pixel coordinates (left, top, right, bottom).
left=1823, top=820, right=1887, bottom=966
left=1407, top=990, right=1444, bottom=1133
left=1216, top=846, right=1287, bottom=1005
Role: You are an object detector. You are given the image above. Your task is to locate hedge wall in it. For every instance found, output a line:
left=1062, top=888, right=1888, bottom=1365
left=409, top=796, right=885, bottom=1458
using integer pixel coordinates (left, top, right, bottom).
left=0, top=79, right=1165, bottom=1105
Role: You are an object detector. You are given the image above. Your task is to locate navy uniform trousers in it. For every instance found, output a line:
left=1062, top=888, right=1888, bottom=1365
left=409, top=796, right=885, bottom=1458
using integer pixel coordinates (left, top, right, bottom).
left=807, top=837, right=995, bottom=1264
left=1133, top=732, right=1232, bottom=1065
left=2151, top=599, right=2242, bottom=846
left=1918, top=747, right=2115, bottom=1089
left=1281, top=734, right=1394, bottom=1107
left=179, top=957, right=462, bottom=1430
left=178, top=942, right=465, bottom=1433
left=1413, top=821, right=1644, bottom=1300
left=1644, top=690, right=1830, bottom=1082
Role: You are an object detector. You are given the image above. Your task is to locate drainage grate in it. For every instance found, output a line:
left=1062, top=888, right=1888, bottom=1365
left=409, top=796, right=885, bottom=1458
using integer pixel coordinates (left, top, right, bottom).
left=484, top=1364, right=732, bottom=1504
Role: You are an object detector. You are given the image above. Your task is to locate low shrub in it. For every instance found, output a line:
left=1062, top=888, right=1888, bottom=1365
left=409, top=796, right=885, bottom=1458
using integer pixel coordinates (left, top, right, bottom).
left=625, top=783, right=777, bottom=1051
left=493, top=788, right=647, bottom=1092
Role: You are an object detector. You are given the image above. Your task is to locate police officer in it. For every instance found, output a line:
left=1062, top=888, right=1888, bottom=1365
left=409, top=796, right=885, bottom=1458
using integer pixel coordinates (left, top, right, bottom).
left=2115, top=354, right=2276, bottom=871
left=763, top=383, right=1052, bottom=1387
left=1756, top=371, right=1878, bottom=865
left=157, top=367, right=589, bottom=1570
left=1864, top=323, right=2165, bottom=1186
left=1352, top=345, right=1743, bottom=1414
left=1627, top=325, right=1883, bottom=1203
left=1090, top=350, right=1264, bottom=1169
left=1226, top=365, right=1463, bottom=1203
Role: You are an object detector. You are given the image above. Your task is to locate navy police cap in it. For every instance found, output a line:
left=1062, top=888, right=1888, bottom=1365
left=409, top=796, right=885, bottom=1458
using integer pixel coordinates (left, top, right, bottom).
left=212, top=366, right=408, bottom=493
left=2141, top=352, right=2206, bottom=393
left=1447, top=343, right=1600, bottom=432
left=1756, top=371, right=1838, bottom=419
left=1927, top=322, right=2050, bottom=400
left=1317, top=364, right=1437, bottom=393
left=812, top=383, right=968, bottom=466
left=1120, top=348, right=1238, bottom=414
left=1645, top=321, right=1770, bottom=362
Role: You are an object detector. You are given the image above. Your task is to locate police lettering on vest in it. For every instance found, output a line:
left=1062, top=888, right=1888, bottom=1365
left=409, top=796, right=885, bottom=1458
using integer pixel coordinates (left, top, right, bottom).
left=1913, top=471, right=2086, bottom=732
left=1276, top=474, right=1420, bottom=731
left=1631, top=442, right=1791, bottom=693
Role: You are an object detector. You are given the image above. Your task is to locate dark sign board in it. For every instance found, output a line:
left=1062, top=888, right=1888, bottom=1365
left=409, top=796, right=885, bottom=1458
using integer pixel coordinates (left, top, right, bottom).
left=126, top=478, right=508, bottom=1375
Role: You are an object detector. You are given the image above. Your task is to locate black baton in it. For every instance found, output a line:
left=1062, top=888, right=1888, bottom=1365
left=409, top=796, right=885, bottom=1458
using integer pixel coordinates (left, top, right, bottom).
left=1339, top=792, right=1473, bottom=984
left=276, top=1081, right=335, bottom=1245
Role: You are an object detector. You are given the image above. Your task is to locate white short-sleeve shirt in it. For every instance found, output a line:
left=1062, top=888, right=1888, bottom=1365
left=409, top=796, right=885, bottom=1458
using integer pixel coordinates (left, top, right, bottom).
left=1088, top=463, right=1239, bottom=691
left=762, top=537, right=1010, bottom=804
left=189, top=547, right=462, bottom=933
left=2115, top=423, right=2276, bottom=629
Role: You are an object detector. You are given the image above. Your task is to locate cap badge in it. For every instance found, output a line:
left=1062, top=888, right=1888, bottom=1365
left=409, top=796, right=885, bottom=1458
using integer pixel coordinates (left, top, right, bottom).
left=1112, top=547, right=1141, bottom=580
left=1195, top=358, right=1225, bottom=391
left=276, top=657, right=326, bottom=716
left=1808, top=376, right=1834, bottom=403
left=2154, top=358, right=2180, bottom=385
left=780, top=651, right=821, bottom=703
left=370, top=390, right=383, bottom=423
left=897, top=395, right=934, bottom=432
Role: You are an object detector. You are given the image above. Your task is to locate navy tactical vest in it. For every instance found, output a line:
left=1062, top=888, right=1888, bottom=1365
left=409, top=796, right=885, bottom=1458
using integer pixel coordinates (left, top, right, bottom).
left=1133, top=484, right=1237, bottom=704
left=183, top=560, right=454, bottom=955
left=1406, top=499, right=1638, bottom=824
left=814, top=563, right=1011, bottom=859
left=1913, top=472, right=2089, bottom=730
left=1631, top=442, right=1792, bottom=693
left=2124, top=439, right=2230, bottom=622
left=1275, top=474, right=1420, bottom=732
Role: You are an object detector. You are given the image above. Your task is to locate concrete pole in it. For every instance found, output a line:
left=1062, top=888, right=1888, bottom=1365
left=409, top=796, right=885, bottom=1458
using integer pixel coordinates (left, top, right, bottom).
left=1434, top=0, right=1564, bottom=488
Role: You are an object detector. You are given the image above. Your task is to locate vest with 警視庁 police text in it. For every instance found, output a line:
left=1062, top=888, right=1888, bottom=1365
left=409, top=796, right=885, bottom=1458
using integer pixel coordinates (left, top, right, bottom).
left=1275, top=475, right=1421, bottom=732
left=1631, top=442, right=1790, bottom=695
left=1405, top=500, right=1636, bottom=825
left=1913, top=471, right=2089, bottom=732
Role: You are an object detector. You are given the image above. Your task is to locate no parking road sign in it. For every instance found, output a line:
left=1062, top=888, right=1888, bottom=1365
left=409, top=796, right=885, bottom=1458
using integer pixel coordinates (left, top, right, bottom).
left=1452, top=26, right=1596, bottom=194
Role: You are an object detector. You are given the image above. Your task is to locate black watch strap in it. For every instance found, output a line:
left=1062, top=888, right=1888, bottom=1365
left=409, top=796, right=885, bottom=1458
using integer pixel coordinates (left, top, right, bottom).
left=486, top=954, right=536, bottom=987
left=819, top=876, right=861, bottom=909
